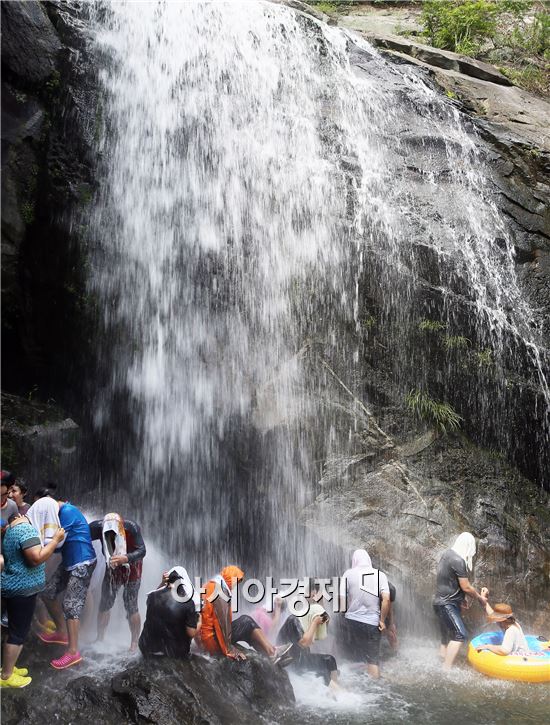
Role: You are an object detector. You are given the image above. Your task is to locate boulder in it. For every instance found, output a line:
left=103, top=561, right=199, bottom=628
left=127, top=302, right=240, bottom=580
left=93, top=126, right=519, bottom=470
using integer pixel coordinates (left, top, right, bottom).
left=1, top=1, right=62, bottom=86
left=1, top=652, right=295, bottom=725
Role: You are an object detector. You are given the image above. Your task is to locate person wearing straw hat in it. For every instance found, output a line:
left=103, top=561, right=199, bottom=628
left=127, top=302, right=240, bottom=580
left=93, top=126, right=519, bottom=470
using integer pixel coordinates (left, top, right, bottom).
left=478, top=592, right=530, bottom=656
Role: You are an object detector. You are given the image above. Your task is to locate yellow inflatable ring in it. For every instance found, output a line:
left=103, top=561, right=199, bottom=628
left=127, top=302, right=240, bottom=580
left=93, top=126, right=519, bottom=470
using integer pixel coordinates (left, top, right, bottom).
left=468, top=632, right=550, bottom=683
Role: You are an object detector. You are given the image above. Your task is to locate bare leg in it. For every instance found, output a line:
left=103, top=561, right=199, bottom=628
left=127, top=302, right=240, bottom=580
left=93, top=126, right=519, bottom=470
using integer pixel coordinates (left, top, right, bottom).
left=129, top=612, right=141, bottom=652
left=443, top=640, right=462, bottom=671
left=251, top=628, right=275, bottom=656
left=367, top=663, right=380, bottom=679
left=43, top=598, right=68, bottom=637
left=1, top=643, right=23, bottom=679
left=97, top=610, right=110, bottom=641
left=66, top=619, right=80, bottom=655
left=328, top=670, right=342, bottom=690
left=34, top=599, right=51, bottom=628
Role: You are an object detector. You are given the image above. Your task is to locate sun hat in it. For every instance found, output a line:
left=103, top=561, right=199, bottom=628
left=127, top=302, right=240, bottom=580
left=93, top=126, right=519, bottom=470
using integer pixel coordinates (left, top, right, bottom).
left=487, top=603, right=514, bottom=622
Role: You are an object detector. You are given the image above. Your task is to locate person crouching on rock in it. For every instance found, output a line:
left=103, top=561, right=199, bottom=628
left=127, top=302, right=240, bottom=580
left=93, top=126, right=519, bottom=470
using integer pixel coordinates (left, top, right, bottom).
left=89, top=513, right=146, bottom=652
left=138, top=566, right=200, bottom=659
left=1, top=512, right=65, bottom=688
left=199, top=565, right=291, bottom=663
left=432, top=531, right=487, bottom=671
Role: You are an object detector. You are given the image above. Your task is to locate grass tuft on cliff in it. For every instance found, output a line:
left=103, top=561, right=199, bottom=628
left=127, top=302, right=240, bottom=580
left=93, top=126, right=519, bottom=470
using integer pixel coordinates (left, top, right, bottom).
left=406, top=389, right=463, bottom=433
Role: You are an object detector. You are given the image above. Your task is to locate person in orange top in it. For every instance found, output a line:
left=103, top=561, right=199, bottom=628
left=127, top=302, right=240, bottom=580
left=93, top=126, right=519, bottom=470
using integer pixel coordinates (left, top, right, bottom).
left=199, top=565, right=291, bottom=663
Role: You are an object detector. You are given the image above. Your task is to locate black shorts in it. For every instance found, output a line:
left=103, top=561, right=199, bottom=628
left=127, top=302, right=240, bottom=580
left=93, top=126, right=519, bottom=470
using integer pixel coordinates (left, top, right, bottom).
left=231, top=615, right=260, bottom=645
left=3, top=594, right=37, bottom=645
left=294, top=652, right=337, bottom=686
left=342, top=617, right=382, bottom=665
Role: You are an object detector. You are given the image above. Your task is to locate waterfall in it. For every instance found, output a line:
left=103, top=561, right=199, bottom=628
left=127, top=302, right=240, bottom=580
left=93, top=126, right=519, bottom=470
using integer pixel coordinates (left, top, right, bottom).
left=85, top=0, right=549, bottom=578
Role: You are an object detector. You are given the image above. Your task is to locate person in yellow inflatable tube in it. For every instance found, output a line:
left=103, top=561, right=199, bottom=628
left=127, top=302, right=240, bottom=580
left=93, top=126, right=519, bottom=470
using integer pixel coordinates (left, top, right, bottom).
left=478, top=592, right=530, bottom=656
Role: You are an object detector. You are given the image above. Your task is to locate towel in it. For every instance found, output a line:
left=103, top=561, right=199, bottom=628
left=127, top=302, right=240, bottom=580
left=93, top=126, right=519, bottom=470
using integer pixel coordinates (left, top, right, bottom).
left=102, top=512, right=127, bottom=563
left=27, top=497, right=66, bottom=548
left=296, top=602, right=328, bottom=641
left=168, top=565, right=201, bottom=612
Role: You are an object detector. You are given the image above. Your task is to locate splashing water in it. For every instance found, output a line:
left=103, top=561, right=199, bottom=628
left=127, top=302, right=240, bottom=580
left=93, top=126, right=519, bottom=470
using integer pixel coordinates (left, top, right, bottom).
left=85, top=0, right=549, bottom=583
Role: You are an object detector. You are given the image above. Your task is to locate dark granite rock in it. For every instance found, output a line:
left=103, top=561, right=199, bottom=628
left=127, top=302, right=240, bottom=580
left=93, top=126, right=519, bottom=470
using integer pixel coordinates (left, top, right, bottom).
left=1, top=652, right=295, bottom=725
left=1, top=1, right=62, bottom=86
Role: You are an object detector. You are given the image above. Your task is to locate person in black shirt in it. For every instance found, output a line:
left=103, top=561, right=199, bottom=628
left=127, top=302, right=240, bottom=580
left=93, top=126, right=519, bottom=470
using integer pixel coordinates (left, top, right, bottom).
left=89, top=514, right=146, bottom=652
left=139, top=567, right=200, bottom=659
left=432, top=532, right=487, bottom=671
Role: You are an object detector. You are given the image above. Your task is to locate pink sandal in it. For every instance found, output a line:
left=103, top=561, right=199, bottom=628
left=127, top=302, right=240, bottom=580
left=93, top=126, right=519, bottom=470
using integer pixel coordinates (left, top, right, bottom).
left=38, top=630, right=69, bottom=646
left=50, top=651, right=82, bottom=670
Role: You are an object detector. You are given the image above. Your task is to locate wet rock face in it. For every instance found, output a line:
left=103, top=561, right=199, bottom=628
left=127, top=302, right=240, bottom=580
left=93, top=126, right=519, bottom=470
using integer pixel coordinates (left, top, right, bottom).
left=302, top=423, right=550, bottom=631
left=1, top=1, right=62, bottom=85
left=1, top=0, right=97, bottom=400
left=1, top=654, right=294, bottom=725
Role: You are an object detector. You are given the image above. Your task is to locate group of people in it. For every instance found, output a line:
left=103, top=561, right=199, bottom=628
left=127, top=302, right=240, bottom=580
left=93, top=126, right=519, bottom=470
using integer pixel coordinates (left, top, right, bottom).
left=1, top=472, right=146, bottom=688
left=433, top=531, right=530, bottom=669
left=1, top=469, right=529, bottom=692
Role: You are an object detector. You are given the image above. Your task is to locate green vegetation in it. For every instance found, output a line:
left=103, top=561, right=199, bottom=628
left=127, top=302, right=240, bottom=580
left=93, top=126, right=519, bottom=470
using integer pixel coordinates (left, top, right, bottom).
left=476, top=347, right=494, bottom=366
left=313, top=1, right=339, bottom=14
left=443, top=334, right=470, bottom=350
left=418, top=319, right=446, bottom=332
left=406, top=389, right=463, bottom=433
left=419, top=1, right=549, bottom=96
left=308, top=1, right=358, bottom=15
left=362, top=315, right=376, bottom=329
left=78, top=184, right=93, bottom=204
left=45, top=70, right=61, bottom=93
left=21, top=201, right=35, bottom=225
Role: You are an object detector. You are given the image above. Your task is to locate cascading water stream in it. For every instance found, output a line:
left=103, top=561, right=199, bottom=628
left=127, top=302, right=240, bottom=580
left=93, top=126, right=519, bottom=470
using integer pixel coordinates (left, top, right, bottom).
left=85, top=0, right=549, bottom=583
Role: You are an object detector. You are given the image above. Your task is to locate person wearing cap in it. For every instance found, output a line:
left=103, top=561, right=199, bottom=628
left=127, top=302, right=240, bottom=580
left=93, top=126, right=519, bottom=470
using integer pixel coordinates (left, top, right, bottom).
left=432, top=532, right=487, bottom=671
left=139, top=566, right=200, bottom=659
left=89, top=513, right=146, bottom=652
left=478, top=591, right=530, bottom=656
left=199, top=565, right=290, bottom=663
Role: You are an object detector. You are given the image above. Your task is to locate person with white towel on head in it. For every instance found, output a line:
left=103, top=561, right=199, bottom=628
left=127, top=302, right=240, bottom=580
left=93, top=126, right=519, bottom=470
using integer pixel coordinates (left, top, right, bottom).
left=89, top=513, right=146, bottom=652
left=138, top=565, right=200, bottom=659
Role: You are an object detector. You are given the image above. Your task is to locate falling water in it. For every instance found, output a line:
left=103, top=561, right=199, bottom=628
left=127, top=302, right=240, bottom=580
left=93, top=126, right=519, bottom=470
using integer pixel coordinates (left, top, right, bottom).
left=85, top=0, right=549, bottom=582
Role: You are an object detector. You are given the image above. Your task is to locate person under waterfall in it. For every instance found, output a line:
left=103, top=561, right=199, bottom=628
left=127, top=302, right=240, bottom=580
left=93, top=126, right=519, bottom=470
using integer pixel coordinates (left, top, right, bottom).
left=199, top=565, right=291, bottom=663
left=33, top=494, right=97, bottom=670
left=139, top=566, right=200, bottom=659
left=276, top=582, right=341, bottom=689
left=339, top=548, right=391, bottom=680
left=89, top=512, right=146, bottom=652
left=432, top=531, right=487, bottom=671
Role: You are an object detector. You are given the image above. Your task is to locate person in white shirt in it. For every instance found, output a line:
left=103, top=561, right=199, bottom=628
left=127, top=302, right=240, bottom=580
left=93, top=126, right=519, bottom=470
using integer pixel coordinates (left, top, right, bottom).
left=479, top=593, right=530, bottom=656
left=339, top=548, right=390, bottom=679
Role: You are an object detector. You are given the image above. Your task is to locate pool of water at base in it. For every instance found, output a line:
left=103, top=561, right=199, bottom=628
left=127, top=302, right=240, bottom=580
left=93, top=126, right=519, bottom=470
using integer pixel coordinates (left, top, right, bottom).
left=283, top=639, right=550, bottom=725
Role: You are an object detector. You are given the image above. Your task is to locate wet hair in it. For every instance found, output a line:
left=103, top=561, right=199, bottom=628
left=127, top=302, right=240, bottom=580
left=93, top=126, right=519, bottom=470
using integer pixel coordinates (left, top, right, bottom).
left=34, top=482, right=59, bottom=500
